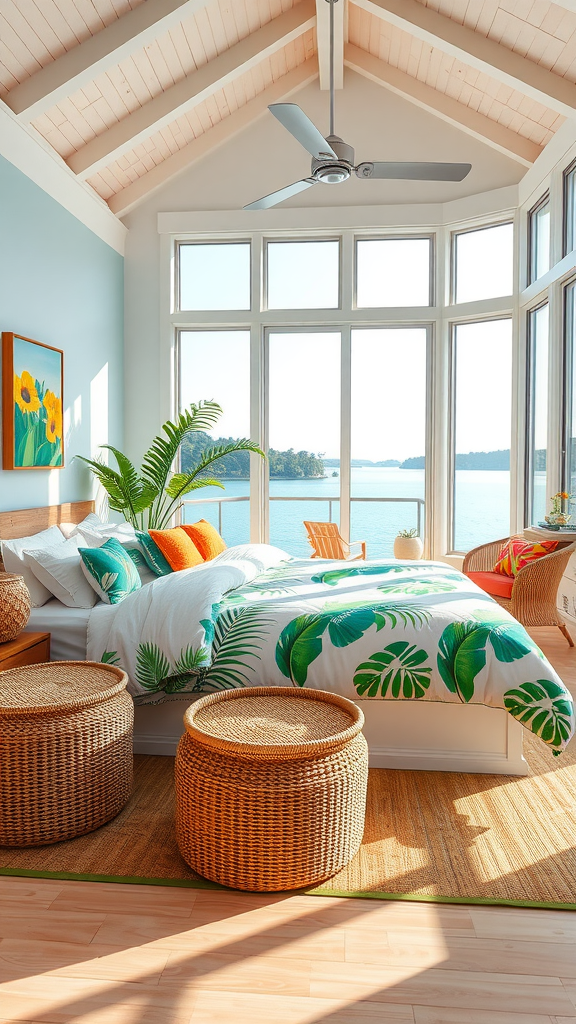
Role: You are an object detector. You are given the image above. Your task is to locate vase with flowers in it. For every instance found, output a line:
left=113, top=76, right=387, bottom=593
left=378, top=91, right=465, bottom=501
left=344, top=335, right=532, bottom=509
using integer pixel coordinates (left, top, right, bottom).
left=544, top=491, right=573, bottom=528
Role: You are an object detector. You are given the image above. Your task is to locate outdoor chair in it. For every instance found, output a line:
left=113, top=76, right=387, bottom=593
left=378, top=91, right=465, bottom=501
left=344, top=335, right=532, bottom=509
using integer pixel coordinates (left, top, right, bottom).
left=304, top=521, right=367, bottom=561
left=463, top=537, right=576, bottom=646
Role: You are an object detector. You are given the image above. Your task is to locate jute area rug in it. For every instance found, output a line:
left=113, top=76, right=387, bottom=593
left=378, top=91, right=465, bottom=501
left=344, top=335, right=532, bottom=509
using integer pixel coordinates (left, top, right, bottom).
left=2, top=731, right=576, bottom=909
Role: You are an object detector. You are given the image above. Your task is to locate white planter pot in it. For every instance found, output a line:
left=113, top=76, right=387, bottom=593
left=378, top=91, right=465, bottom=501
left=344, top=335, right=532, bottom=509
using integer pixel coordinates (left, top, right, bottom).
left=393, top=536, right=423, bottom=560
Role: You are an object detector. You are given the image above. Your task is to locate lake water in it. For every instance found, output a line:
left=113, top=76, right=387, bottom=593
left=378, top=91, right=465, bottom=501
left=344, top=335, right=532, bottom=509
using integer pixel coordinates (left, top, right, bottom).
left=182, top=467, right=544, bottom=556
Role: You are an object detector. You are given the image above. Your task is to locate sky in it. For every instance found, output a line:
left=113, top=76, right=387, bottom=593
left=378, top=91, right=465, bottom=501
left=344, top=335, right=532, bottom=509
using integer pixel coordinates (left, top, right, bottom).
left=178, top=226, right=514, bottom=462
left=13, top=335, right=61, bottom=396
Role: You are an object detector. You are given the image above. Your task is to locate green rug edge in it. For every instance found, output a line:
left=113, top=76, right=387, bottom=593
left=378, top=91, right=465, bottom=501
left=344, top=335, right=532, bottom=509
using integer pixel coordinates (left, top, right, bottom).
left=2, top=866, right=575, bottom=911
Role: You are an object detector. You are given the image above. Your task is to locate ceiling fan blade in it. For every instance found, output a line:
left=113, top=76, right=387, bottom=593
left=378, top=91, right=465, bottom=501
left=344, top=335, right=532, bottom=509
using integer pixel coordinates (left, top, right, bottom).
left=243, top=178, right=317, bottom=211
left=356, top=162, right=472, bottom=181
left=269, top=103, right=337, bottom=161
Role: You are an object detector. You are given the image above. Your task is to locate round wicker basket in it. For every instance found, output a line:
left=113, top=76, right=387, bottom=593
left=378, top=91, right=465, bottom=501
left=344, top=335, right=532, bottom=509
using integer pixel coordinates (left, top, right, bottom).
left=0, top=661, right=134, bottom=847
left=175, top=686, right=368, bottom=892
left=0, top=573, right=31, bottom=643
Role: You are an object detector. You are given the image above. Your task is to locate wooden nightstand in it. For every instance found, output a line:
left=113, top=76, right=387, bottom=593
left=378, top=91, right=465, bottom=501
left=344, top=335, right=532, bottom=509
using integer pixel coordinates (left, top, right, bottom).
left=0, top=632, right=51, bottom=671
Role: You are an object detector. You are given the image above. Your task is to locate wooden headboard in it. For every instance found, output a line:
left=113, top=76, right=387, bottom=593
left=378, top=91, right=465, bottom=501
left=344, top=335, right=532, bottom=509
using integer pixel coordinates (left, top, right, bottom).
left=0, top=501, right=95, bottom=542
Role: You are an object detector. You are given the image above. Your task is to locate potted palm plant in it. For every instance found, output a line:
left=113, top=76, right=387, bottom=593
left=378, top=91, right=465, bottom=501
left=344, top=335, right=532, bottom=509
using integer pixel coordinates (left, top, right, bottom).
left=77, top=400, right=264, bottom=530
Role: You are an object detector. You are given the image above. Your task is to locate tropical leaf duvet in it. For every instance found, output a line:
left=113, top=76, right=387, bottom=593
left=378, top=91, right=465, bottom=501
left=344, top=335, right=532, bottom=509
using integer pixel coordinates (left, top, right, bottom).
left=86, top=543, right=575, bottom=755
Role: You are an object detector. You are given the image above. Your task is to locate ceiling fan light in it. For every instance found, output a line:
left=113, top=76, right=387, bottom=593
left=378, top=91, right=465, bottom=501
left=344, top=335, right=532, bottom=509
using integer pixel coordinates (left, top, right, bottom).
left=315, top=163, right=350, bottom=184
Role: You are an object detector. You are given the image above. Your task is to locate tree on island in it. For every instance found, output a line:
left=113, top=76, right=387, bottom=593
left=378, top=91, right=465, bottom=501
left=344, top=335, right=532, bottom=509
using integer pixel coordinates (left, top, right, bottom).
left=180, top=432, right=325, bottom=479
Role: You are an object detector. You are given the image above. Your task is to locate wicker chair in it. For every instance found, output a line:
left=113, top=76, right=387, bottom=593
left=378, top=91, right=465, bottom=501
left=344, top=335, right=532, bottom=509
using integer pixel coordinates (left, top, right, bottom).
left=304, top=521, right=366, bottom=560
left=462, top=536, right=576, bottom=646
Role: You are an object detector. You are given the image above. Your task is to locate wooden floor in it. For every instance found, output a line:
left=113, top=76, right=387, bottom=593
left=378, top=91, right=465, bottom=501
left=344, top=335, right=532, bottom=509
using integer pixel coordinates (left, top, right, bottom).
left=1, top=626, right=576, bottom=1024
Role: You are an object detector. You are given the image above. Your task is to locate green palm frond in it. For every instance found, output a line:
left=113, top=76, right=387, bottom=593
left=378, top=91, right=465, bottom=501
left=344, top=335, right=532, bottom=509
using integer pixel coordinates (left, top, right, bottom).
left=164, top=440, right=265, bottom=506
left=373, top=604, right=431, bottom=630
left=135, top=642, right=171, bottom=691
left=205, top=605, right=273, bottom=689
left=141, top=401, right=223, bottom=494
left=76, top=447, right=158, bottom=525
left=174, top=644, right=211, bottom=674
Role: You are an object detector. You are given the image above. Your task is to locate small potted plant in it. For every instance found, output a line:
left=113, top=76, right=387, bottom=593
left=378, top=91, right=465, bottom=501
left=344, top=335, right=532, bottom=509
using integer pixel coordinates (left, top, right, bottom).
left=393, top=528, right=423, bottom=560
left=544, top=492, right=573, bottom=529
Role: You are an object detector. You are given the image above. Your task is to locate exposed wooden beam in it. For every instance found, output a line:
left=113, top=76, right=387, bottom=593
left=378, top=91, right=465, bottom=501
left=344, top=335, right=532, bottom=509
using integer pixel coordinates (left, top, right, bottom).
left=316, top=0, right=345, bottom=89
left=352, top=0, right=576, bottom=117
left=344, top=44, right=541, bottom=167
left=4, top=0, right=210, bottom=122
left=108, top=58, right=319, bottom=217
left=69, top=1, right=316, bottom=180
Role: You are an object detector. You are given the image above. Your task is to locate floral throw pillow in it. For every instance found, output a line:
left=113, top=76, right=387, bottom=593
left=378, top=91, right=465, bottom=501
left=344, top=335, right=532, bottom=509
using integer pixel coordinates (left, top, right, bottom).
left=494, top=537, right=558, bottom=577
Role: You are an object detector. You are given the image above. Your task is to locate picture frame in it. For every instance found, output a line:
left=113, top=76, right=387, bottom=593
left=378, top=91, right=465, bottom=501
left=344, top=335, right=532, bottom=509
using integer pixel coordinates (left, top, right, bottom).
left=2, top=332, right=64, bottom=470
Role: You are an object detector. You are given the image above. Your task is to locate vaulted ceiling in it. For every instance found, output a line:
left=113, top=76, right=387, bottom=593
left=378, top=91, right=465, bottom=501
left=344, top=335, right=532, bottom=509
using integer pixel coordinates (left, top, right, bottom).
left=1, top=0, right=575, bottom=218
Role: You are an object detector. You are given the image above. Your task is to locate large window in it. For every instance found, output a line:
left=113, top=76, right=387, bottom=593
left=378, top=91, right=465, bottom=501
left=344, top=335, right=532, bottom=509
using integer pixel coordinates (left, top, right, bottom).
left=268, top=331, right=341, bottom=555
left=452, top=223, right=514, bottom=303
left=351, top=328, right=427, bottom=557
left=178, top=329, right=251, bottom=545
left=451, top=319, right=513, bottom=552
left=528, top=195, right=550, bottom=284
left=173, top=222, right=516, bottom=558
left=526, top=304, right=549, bottom=526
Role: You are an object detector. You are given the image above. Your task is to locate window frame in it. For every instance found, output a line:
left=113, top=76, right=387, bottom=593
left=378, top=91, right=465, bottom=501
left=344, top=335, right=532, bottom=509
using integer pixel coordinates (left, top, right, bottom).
left=175, top=239, right=252, bottom=313
left=353, top=234, right=435, bottom=309
left=524, top=300, right=549, bottom=527
left=449, top=314, right=514, bottom=554
left=450, top=220, right=514, bottom=305
left=527, top=193, right=551, bottom=286
left=263, top=236, right=342, bottom=312
left=563, top=159, right=576, bottom=259
left=562, top=274, right=576, bottom=495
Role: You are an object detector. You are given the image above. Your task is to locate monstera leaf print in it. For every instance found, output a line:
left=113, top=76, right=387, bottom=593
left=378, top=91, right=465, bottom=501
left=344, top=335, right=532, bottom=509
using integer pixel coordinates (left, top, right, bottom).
left=311, top=564, right=423, bottom=587
left=438, top=614, right=540, bottom=703
left=504, top=679, right=573, bottom=752
left=239, top=564, right=308, bottom=597
left=354, top=641, right=432, bottom=698
left=275, top=601, right=432, bottom=686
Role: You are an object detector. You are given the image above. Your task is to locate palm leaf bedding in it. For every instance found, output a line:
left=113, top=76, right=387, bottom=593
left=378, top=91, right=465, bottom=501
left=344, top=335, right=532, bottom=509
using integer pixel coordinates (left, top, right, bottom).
left=86, top=543, right=575, bottom=754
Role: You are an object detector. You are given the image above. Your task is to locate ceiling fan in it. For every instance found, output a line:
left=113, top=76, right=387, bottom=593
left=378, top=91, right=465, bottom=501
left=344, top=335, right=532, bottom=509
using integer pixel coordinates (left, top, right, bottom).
left=244, top=0, right=471, bottom=211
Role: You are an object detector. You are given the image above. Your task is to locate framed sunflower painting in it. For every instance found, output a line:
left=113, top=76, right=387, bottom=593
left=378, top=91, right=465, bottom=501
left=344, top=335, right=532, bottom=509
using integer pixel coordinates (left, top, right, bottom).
left=2, top=333, right=64, bottom=469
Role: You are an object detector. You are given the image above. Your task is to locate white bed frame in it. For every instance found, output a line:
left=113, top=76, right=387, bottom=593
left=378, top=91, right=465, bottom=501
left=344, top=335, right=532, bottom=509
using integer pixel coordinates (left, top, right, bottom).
left=134, top=695, right=527, bottom=775
left=2, top=502, right=527, bottom=777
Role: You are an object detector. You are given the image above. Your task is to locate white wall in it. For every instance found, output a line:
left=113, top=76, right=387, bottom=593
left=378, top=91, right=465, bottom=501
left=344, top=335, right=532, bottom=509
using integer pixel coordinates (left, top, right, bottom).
left=123, top=69, right=525, bottom=464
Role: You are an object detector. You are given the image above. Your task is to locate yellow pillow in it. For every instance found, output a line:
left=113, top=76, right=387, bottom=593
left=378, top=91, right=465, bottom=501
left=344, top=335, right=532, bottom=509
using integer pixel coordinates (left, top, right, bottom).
left=148, top=527, right=203, bottom=571
left=179, top=520, right=227, bottom=561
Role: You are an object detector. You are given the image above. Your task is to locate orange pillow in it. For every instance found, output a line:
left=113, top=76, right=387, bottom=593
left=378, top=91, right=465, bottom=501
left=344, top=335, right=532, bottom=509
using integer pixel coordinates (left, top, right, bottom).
left=148, top=527, right=203, bottom=571
left=179, top=520, right=227, bottom=561
left=494, top=536, right=558, bottom=577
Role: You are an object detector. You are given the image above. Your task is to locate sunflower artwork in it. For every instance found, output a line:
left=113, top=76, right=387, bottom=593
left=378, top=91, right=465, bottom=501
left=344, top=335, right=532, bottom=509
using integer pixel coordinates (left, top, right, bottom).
left=2, top=333, right=64, bottom=469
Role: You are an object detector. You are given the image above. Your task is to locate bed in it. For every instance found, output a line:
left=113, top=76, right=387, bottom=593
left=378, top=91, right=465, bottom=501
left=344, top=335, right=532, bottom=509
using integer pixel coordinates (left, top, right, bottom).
left=3, top=502, right=573, bottom=775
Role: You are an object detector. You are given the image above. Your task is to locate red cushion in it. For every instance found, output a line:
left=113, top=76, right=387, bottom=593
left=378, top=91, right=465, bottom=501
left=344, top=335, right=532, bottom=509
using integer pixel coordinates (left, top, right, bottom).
left=467, top=571, right=514, bottom=599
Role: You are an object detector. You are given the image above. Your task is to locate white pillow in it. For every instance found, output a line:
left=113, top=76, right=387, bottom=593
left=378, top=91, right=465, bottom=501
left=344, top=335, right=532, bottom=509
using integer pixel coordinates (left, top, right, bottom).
left=77, top=522, right=156, bottom=586
left=59, top=512, right=103, bottom=539
left=1, top=526, right=66, bottom=607
left=22, top=537, right=98, bottom=609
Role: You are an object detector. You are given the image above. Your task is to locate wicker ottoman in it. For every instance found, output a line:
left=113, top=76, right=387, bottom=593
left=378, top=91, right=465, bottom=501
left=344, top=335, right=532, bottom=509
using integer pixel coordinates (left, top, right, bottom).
left=0, top=661, right=133, bottom=847
left=175, top=686, right=368, bottom=891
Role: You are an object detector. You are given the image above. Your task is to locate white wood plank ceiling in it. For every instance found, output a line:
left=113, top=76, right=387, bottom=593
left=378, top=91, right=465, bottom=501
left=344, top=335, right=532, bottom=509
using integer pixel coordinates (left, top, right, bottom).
left=1, top=0, right=575, bottom=216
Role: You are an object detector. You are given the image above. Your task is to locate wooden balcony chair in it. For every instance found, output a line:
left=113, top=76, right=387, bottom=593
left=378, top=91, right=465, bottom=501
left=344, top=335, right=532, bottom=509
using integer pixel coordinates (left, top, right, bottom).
left=462, top=536, right=576, bottom=646
left=303, top=521, right=367, bottom=561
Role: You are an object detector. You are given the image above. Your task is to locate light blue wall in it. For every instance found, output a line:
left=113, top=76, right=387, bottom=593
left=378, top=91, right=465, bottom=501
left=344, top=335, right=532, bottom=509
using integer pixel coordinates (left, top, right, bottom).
left=0, top=155, right=124, bottom=512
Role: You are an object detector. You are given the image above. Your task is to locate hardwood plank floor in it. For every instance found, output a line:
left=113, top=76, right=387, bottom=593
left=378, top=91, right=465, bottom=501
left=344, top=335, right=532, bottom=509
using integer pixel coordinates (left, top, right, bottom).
left=1, top=627, right=576, bottom=1023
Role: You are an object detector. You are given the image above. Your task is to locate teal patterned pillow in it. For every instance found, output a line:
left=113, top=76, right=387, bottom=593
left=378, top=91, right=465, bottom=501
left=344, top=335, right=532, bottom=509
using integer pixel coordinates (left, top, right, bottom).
left=79, top=537, right=142, bottom=604
left=135, top=531, right=173, bottom=576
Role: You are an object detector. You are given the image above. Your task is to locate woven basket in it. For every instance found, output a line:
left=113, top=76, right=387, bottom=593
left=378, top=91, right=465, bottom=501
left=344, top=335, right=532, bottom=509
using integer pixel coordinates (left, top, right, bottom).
left=175, top=686, right=368, bottom=892
left=0, top=661, right=133, bottom=847
left=0, top=573, right=31, bottom=643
